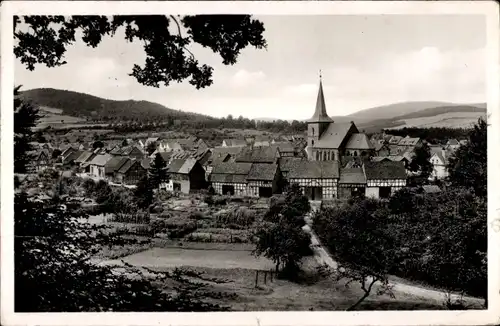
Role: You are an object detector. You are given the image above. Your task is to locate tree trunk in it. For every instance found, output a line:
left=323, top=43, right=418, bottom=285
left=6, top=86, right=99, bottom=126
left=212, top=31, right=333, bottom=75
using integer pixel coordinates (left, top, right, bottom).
left=346, top=291, right=370, bottom=311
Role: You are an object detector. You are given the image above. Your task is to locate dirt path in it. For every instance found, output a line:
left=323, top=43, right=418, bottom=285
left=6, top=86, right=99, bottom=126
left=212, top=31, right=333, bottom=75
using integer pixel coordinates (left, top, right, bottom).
left=304, top=203, right=484, bottom=307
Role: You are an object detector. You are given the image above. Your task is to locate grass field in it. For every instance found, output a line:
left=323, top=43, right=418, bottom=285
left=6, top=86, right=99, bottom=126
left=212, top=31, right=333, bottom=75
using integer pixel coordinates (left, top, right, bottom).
left=389, top=112, right=486, bottom=129
left=107, top=247, right=275, bottom=270
left=95, top=245, right=446, bottom=311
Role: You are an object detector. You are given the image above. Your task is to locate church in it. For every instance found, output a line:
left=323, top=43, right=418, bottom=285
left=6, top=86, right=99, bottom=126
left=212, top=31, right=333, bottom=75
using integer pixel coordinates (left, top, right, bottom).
left=306, top=76, right=374, bottom=162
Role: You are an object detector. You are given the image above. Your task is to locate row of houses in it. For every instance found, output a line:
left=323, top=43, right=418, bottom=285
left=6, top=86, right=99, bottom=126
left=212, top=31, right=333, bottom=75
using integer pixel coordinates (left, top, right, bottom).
left=210, top=159, right=407, bottom=200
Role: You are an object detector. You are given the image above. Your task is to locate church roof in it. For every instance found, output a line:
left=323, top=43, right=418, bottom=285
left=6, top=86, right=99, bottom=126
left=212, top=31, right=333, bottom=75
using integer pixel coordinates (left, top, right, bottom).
left=307, top=79, right=333, bottom=123
left=345, top=133, right=374, bottom=150
left=316, top=122, right=357, bottom=148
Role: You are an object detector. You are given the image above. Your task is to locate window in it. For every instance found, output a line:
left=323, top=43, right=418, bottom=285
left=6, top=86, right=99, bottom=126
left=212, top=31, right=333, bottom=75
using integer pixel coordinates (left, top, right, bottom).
left=312, top=127, right=315, bottom=136
left=353, top=151, right=358, bottom=157
left=311, top=140, right=315, bottom=146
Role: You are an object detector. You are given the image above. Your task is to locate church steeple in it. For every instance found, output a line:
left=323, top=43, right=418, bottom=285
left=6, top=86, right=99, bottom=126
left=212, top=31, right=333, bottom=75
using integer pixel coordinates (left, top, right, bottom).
left=308, top=70, right=333, bottom=123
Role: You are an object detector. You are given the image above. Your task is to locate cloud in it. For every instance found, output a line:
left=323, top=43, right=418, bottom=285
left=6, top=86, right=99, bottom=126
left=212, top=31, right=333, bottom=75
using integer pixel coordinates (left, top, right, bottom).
left=230, top=69, right=266, bottom=88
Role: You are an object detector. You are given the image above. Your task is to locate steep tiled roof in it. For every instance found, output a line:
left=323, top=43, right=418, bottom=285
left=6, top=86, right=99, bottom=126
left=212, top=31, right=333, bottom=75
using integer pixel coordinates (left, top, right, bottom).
left=74, top=151, right=94, bottom=164
left=307, top=79, right=333, bottom=123
left=345, top=133, right=374, bottom=150
left=88, top=154, right=112, bottom=167
left=117, top=158, right=135, bottom=174
left=273, top=142, right=295, bottom=153
left=247, top=163, right=278, bottom=181
left=339, top=168, right=366, bottom=184
left=286, top=160, right=340, bottom=179
left=168, top=158, right=197, bottom=174
left=447, top=138, right=460, bottom=146
left=316, top=122, right=357, bottom=148
left=105, top=156, right=129, bottom=173
left=279, top=157, right=306, bottom=172
left=63, top=150, right=83, bottom=164
left=210, top=162, right=253, bottom=183
left=371, top=156, right=393, bottom=163
left=235, top=146, right=279, bottom=163
left=363, top=161, right=406, bottom=180
left=388, top=136, right=403, bottom=144
left=157, top=151, right=173, bottom=163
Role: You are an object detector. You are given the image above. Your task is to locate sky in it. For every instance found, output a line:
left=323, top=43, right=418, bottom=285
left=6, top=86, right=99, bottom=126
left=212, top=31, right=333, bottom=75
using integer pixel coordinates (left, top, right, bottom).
left=15, top=15, right=487, bottom=120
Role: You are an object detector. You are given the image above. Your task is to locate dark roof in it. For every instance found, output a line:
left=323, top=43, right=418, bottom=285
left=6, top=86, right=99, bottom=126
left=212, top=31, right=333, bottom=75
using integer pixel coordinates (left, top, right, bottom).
left=158, top=151, right=173, bottom=163
left=316, top=122, right=357, bottom=148
left=286, top=160, right=340, bottom=179
left=117, top=158, right=134, bottom=174
left=74, top=151, right=94, bottom=164
left=339, top=168, right=366, bottom=184
left=235, top=146, right=279, bottom=163
left=345, top=133, right=374, bottom=150
left=211, top=146, right=243, bottom=164
left=63, top=150, right=83, bottom=164
left=307, top=80, right=333, bottom=123
left=168, top=159, right=188, bottom=174
left=105, top=156, right=129, bottom=173
left=247, top=163, right=278, bottom=181
left=279, top=157, right=307, bottom=172
left=273, top=142, right=295, bottom=153
left=210, top=162, right=252, bottom=183
left=363, top=161, right=406, bottom=180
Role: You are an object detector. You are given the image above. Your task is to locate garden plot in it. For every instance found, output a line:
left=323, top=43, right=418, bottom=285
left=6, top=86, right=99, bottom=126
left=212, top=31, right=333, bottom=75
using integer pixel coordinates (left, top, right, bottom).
left=109, top=247, right=275, bottom=270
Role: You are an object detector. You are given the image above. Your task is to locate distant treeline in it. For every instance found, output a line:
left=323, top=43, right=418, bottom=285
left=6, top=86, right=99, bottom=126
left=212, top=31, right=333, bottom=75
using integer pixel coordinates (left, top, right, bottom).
left=103, top=115, right=307, bottom=134
left=383, top=127, right=472, bottom=144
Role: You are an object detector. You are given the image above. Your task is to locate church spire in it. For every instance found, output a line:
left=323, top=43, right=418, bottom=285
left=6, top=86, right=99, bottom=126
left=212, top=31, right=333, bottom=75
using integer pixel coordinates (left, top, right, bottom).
left=308, top=70, right=333, bottom=123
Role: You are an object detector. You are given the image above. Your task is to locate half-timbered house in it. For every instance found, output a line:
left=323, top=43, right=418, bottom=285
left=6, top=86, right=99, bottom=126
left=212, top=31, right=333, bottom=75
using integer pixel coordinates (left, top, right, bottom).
left=209, top=162, right=253, bottom=196
left=165, top=158, right=206, bottom=194
left=246, top=163, right=281, bottom=198
left=115, top=158, right=148, bottom=185
left=363, top=161, right=407, bottom=199
left=338, top=168, right=366, bottom=199
left=284, top=160, right=340, bottom=200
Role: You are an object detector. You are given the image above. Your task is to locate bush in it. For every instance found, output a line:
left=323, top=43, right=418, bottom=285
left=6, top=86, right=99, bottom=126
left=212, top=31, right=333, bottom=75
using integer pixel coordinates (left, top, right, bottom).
left=215, top=207, right=256, bottom=228
left=204, top=195, right=214, bottom=206
left=151, top=216, right=198, bottom=239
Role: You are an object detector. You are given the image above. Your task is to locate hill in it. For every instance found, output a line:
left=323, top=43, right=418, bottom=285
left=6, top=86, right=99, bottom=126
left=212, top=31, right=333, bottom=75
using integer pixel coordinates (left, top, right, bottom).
left=19, top=88, right=214, bottom=122
left=347, top=101, right=458, bottom=120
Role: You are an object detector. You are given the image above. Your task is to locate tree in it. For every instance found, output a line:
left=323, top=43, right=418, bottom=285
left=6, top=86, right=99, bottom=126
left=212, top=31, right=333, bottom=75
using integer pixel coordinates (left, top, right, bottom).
left=92, top=140, right=104, bottom=149
left=14, top=85, right=40, bottom=173
left=253, top=184, right=312, bottom=278
left=313, top=199, right=396, bottom=310
left=14, top=192, right=228, bottom=311
left=408, top=142, right=432, bottom=182
left=135, top=176, right=154, bottom=210
left=149, top=153, right=168, bottom=190
left=146, top=141, right=158, bottom=156
left=14, top=15, right=266, bottom=89
left=447, top=117, right=487, bottom=197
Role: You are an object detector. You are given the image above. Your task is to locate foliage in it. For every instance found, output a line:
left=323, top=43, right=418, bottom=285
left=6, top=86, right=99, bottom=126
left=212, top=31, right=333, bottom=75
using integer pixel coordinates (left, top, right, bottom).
left=447, top=117, right=487, bottom=197
left=92, top=140, right=104, bottom=149
left=215, top=207, right=256, bottom=228
left=149, top=153, right=168, bottom=188
left=146, top=141, right=158, bottom=156
left=14, top=192, right=226, bottom=311
left=134, top=176, right=155, bottom=210
left=314, top=198, right=396, bottom=310
left=383, top=126, right=473, bottom=144
left=253, top=183, right=312, bottom=278
left=151, top=216, right=198, bottom=238
left=15, top=15, right=266, bottom=89
left=14, top=85, right=40, bottom=173
left=408, top=142, right=432, bottom=182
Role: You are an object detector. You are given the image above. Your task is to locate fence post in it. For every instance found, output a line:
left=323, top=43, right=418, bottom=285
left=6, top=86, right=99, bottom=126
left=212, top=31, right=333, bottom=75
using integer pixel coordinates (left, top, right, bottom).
left=255, top=270, right=259, bottom=288
left=264, top=271, right=267, bottom=284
